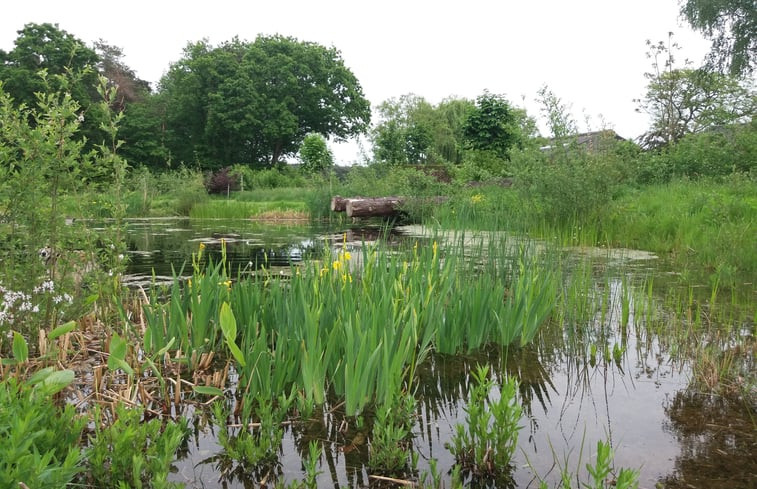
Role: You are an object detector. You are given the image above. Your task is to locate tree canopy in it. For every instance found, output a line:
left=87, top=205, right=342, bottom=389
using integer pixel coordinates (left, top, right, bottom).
left=159, top=35, right=370, bottom=169
left=299, top=133, right=333, bottom=173
left=681, top=0, right=757, bottom=75
left=370, top=94, right=475, bottom=165
left=0, top=23, right=106, bottom=144
left=463, top=92, right=532, bottom=159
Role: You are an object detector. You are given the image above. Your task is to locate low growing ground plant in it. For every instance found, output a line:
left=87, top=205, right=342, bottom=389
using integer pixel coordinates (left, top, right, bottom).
left=368, top=392, right=418, bottom=476
left=448, top=365, right=522, bottom=484
left=84, top=404, right=188, bottom=489
left=534, top=439, right=640, bottom=489
left=210, top=394, right=292, bottom=482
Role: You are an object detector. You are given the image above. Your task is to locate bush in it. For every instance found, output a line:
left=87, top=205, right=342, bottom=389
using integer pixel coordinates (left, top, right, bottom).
left=0, top=373, right=85, bottom=489
left=457, top=149, right=512, bottom=181
left=509, top=145, right=623, bottom=225
left=634, top=122, right=757, bottom=183
left=204, top=167, right=241, bottom=194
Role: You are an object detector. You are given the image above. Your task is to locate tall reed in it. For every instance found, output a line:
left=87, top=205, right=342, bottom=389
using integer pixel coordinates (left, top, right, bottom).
left=141, top=232, right=560, bottom=416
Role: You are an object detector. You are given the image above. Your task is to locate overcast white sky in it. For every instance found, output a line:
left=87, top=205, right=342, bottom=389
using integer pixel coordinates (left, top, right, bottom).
left=1, top=0, right=713, bottom=164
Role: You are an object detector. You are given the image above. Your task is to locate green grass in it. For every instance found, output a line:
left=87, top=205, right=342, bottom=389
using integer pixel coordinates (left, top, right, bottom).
left=602, top=177, right=757, bottom=285
left=233, top=187, right=317, bottom=202
left=189, top=199, right=308, bottom=219
left=426, top=176, right=757, bottom=288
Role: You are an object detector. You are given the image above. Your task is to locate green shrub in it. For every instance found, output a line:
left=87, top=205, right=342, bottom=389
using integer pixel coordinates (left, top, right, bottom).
left=634, top=122, right=757, bottom=183
left=233, top=165, right=308, bottom=189
left=85, top=404, right=188, bottom=489
left=509, top=144, right=627, bottom=225
left=0, top=372, right=84, bottom=489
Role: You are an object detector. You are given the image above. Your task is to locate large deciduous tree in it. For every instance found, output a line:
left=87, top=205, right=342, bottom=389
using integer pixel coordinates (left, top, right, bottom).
left=159, top=35, right=370, bottom=169
left=681, top=0, right=757, bottom=75
left=0, top=23, right=105, bottom=144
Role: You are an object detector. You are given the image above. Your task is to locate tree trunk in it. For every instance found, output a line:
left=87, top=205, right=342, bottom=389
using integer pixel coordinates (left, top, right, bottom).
left=346, top=197, right=405, bottom=218
left=330, top=196, right=352, bottom=212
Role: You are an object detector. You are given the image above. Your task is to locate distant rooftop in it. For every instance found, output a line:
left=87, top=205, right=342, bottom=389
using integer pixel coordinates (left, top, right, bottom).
left=540, top=130, right=625, bottom=151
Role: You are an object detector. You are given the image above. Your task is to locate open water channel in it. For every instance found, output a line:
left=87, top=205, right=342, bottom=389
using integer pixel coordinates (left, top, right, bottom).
left=121, top=218, right=755, bottom=489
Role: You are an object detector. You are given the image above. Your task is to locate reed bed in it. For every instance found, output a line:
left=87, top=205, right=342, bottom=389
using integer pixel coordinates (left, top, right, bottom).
left=137, top=233, right=559, bottom=418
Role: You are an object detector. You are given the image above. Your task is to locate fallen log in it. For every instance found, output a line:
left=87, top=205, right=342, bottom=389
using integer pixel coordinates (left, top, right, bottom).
left=346, top=197, right=405, bottom=218
left=330, top=196, right=352, bottom=212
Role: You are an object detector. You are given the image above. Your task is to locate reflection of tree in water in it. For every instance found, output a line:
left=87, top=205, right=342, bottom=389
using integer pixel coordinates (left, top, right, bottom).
left=660, top=390, right=756, bottom=489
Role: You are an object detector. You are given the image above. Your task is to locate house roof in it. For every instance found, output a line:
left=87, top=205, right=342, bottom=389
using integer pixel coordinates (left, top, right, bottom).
left=540, top=130, right=625, bottom=151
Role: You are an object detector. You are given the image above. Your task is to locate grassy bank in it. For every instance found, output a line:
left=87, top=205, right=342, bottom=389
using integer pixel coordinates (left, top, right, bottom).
left=426, top=175, right=757, bottom=288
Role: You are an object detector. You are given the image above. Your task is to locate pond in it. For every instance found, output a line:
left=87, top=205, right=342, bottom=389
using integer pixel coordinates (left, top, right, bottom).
left=120, top=218, right=755, bottom=489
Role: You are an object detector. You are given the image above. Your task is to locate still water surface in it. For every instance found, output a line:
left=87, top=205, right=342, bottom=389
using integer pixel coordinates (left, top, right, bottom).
left=122, top=218, right=755, bottom=489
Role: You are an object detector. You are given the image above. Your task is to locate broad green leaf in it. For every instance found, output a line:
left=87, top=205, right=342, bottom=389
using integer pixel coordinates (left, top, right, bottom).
left=12, top=331, right=28, bottom=363
left=28, top=366, right=55, bottom=385
left=226, top=341, right=246, bottom=368
left=193, top=385, right=224, bottom=396
left=36, top=369, right=75, bottom=396
left=49, top=320, right=76, bottom=340
left=220, top=302, right=246, bottom=367
left=107, top=333, right=134, bottom=375
left=220, top=302, right=237, bottom=341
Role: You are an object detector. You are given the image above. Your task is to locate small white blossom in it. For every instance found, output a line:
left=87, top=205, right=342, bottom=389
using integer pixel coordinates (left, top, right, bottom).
left=34, top=280, right=55, bottom=294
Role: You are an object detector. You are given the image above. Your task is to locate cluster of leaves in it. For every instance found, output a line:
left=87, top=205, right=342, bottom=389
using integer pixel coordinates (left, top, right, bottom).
left=298, top=133, right=334, bottom=173
left=681, top=0, right=756, bottom=75
left=368, top=393, right=418, bottom=476
left=0, top=370, right=83, bottom=489
left=211, top=395, right=291, bottom=481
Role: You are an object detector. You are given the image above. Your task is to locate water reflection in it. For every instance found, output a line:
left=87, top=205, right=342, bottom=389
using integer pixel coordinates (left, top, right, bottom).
left=661, top=391, right=757, bottom=489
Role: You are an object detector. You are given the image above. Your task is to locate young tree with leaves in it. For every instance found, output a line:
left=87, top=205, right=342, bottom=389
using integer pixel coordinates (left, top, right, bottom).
left=463, top=91, right=529, bottom=159
left=299, top=133, right=333, bottom=173
left=635, top=34, right=755, bottom=148
left=536, top=85, right=578, bottom=140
